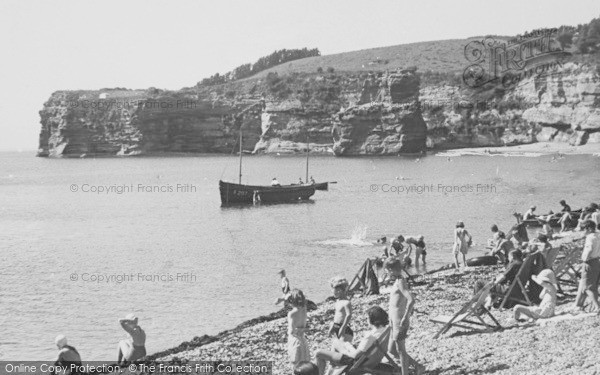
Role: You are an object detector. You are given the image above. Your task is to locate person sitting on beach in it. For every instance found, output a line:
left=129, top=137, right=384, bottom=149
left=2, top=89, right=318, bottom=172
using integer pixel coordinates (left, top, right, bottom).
left=488, top=249, right=524, bottom=308
left=508, top=214, right=528, bottom=246
left=537, top=215, right=554, bottom=240
left=287, top=289, right=310, bottom=366
left=488, top=225, right=501, bottom=248
left=573, top=220, right=600, bottom=313
left=327, top=276, right=353, bottom=342
left=117, top=314, right=146, bottom=364
left=492, top=231, right=514, bottom=265
left=591, top=204, right=600, bottom=226
left=294, top=361, right=319, bottom=375
left=384, top=257, right=425, bottom=375
left=271, top=177, right=281, bottom=186
left=54, top=335, right=82, bottom=373
left=513, top=269, right=557, bottom=322
left=452, top=221, right=472, bottom=269
left=523, top=206, right=537, bottom=221
left=275, top=269, right=291, bottom=305
left=314, top=306, right=390, bottom=375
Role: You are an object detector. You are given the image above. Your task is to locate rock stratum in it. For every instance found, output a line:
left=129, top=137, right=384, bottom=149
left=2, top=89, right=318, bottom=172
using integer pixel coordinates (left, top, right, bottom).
left=38, top=61, right=600, bottom=157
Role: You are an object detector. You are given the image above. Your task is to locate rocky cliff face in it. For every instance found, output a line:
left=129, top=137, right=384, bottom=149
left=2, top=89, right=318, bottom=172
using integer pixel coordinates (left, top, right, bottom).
left=38, top=62, right=600, bottom=157
left=420, top=62, right=600, bottom=149
left=332, top=70, right=427, bottom=155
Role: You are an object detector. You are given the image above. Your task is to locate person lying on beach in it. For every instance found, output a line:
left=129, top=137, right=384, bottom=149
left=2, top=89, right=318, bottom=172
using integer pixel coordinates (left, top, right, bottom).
left=287, top=289, right=310, bottom=366
left=405, top=235, right=426, bottom=265
left=452, top=221, right=472, bottom=268
left=327, top=276, right=353, bottom=342
left=54, top=335, right=82, bottom=373
left=117, top=314, right=146, bottom=364
left=384, top=257, right=425, bottom=375
left=294, top=361, right=319, bottom=375
left=573, top=220, right=600, bottom=313
left=314, top=306, right=391, bottom=375
left=492, top=231, right=514, bottom=265
left=275, top=269, right=291, bottom=305
left=513, top=269, right=557, bottom=322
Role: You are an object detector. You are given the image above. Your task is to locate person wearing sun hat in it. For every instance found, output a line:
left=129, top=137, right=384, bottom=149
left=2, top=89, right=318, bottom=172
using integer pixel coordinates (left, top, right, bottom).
left=54, top=334, right=82, bottom=369
left=513, top=269, right=557, bottom=322
left=117, top=313, right=146, bottom=364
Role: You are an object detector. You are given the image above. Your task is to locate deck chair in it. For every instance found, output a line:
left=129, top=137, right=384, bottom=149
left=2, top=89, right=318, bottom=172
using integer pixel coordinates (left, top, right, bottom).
left=552, top=245, right=582, bottom=292
left=430, top=281, right=502, bottom=339
left=498, top=252, right=547, bottom=309
left=330, top=326, right=402, bottom=375
left=349, top=258, right=380, bottom=295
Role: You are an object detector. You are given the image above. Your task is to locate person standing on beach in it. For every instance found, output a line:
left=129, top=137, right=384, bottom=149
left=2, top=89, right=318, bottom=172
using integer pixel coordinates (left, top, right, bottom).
left=384, top=257, right=424, bottom=375
left=287, top=289, right=310, bottom=366
left=117, top=314, right=146, bottom=364
left=573, top=220, right=600, bottom=313
left=452, top=221, right=472, bottom=268
left=327, top=276, right=353, bottom=343
left=405, top=235, right=426, bottom=266
left=275, top=269, right=291, bottom=305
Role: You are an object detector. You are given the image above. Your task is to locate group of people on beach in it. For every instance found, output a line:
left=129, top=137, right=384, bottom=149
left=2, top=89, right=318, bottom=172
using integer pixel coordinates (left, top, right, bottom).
left=52, top=314, right=146, bottom=369
left=482, top=199, right=600, bottom=322
left=279, top=259, right=425, bottom=375
left=285, top=198, right=600, bottom=375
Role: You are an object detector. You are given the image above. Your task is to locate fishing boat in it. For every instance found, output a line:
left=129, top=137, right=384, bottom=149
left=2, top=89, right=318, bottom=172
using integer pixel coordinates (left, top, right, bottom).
left=219, top=131, right=330, bottom=206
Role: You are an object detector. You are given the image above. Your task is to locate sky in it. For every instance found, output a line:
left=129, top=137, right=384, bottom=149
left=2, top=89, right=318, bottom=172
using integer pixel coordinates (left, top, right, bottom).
left=0, top=0, right=598, bottom=151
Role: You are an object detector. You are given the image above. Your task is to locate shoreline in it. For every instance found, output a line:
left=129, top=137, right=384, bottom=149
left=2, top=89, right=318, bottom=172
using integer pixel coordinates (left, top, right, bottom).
left=31, top=142, right=600, bottom=159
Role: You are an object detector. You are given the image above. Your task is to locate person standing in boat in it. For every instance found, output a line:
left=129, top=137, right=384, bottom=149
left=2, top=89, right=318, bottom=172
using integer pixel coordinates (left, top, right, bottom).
left=452, top=221, right=472, bottom=269
left=271, top=177, right=281, bottom=186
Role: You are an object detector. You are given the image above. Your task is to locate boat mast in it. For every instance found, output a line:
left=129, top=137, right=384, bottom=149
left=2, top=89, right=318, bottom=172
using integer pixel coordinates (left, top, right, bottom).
left=305, top=134, right=309, bottom=183
left=238, top=128, right=243, bottom=184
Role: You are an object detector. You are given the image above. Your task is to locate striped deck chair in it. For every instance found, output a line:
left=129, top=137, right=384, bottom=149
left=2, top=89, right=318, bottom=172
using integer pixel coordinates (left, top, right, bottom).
left=430, top=281, right=502, bottom=339
left=329, top=326, right=402, bottom=375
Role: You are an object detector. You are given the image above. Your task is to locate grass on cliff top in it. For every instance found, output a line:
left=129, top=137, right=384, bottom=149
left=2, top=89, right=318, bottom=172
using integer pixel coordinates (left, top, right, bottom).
left=247, top=39, right=483, bottom=78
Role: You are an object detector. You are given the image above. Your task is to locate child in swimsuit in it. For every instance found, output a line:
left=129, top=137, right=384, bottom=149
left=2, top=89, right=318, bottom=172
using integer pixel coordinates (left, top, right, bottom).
left=287, top=289, right=310, bottom=366
left=327, top=276, right=353, bottom=342
left=384, top=257, right=424, bottom=375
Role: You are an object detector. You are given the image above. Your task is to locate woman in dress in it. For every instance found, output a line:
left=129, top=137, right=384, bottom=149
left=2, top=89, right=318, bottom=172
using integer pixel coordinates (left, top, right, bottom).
left=453, top=221, right=472, bottom=268
left=287, top=289, right=310, bottom=367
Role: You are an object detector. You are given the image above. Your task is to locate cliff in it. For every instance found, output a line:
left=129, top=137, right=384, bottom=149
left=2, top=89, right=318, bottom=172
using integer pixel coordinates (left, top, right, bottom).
left=37, top=61, right=600, bottom=157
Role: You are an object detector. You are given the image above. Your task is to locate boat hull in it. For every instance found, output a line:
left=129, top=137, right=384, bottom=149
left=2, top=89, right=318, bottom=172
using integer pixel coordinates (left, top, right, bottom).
left=219, top=180, right=317, bottom=205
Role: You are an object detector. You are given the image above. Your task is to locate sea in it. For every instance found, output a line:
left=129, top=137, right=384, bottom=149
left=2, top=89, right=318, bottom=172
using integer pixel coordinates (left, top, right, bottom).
left=1, top=151, right=599, bottom=360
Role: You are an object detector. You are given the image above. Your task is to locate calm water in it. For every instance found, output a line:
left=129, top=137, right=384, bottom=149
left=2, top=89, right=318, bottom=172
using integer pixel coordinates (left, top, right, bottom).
left=1, top=151, right=599, bottom=360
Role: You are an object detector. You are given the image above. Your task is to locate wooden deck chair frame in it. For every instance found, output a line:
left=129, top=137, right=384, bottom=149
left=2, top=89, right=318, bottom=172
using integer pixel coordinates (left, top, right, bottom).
left=553, top=246, right=582, bottom=292
left=330, top=326, right=402, bottom=375
left=431, top=281, right=501, bottom=339
left=499, top=255, right=539, bottom=310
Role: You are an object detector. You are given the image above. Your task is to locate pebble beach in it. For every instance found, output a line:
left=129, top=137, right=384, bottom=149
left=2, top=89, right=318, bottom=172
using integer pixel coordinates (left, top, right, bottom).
left=147, top=234, right=600, bottom=375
